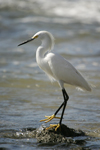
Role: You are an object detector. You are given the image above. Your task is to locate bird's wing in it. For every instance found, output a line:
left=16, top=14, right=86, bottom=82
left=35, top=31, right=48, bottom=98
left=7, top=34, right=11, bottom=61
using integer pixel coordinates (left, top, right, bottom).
left=46, top=53, right=91, bottom=91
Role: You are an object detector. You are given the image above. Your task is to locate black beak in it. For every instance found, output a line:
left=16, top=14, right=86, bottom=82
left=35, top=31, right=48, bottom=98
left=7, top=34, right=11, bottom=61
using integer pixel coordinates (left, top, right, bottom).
left=18, top=38, right=34, bottom=46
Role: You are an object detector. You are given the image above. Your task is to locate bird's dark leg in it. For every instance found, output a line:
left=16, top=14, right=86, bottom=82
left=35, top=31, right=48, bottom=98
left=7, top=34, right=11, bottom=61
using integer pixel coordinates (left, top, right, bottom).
left=40, top=88, right=69, bottom=131
left=54, top=101, right=64, bottom=116
left=59, top=88, right=69, bottom=125
left=44, top=89, right=67, bottom=118
left=40, top=99, right=65, bottom=123
left=45, top=88, right=69, bottom=131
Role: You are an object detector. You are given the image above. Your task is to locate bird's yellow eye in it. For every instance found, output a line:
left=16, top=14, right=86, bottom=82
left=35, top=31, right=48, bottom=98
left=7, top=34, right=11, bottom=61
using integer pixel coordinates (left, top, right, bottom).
left=32, top=35, right=38, bottom=39
left=35, top=35, right=38, bottom=38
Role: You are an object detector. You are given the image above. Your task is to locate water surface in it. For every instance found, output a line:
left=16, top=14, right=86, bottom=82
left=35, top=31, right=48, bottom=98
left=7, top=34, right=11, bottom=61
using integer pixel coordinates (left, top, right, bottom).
left=0, top=0, right=100, bottom=149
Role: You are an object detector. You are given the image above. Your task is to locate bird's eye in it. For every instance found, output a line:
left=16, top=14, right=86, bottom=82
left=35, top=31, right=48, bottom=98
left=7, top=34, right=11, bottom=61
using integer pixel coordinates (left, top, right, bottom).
left=35, top=35, right=38, bottom=39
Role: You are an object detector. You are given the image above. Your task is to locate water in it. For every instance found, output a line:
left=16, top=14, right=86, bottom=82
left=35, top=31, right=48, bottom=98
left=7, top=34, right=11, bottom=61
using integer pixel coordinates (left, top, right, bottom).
left=0, top=0, right=100, bottom=149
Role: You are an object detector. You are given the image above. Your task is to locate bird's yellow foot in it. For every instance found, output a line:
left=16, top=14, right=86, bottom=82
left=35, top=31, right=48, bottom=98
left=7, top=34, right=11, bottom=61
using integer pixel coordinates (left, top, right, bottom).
left=46, top=124, right=60, bottom=131
left=40, top=114, right=60, bottom=123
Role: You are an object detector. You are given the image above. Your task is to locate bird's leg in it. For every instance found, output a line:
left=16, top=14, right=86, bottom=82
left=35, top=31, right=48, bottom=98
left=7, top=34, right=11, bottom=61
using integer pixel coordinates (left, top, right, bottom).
left=59, top=88, right=69, bottom=125
left=40, top=98, right=65, bottom=123
left=54, top=101, right=64, bottom=116
left=40, top=94, right=65, bottom=123
left=46, top=89, right=69, bottom=131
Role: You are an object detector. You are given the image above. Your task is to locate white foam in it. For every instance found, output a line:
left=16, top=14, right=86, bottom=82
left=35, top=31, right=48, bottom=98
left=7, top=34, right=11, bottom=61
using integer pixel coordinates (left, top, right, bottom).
left=1, top=0, right=100, bottom=23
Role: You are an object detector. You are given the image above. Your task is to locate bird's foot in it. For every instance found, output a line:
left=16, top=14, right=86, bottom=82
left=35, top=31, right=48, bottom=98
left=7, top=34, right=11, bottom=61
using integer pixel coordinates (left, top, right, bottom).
left=46, top=124, right=60, bottom=131
left=40, top=114, right=60, bottom=123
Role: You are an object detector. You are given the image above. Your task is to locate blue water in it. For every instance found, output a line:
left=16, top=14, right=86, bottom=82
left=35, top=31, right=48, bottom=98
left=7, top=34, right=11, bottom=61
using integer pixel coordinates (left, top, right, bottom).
left=0, top=0, right=100, bottom=149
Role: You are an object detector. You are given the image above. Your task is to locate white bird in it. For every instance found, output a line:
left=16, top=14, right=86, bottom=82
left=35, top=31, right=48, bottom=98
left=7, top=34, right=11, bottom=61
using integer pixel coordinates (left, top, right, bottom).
left=18, top=31, right=91, bottom=131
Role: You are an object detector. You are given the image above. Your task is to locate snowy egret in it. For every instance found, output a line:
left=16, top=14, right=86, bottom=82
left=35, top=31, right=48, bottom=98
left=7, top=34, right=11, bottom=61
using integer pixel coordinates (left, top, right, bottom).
left=18, top=31, right=91, bottom=131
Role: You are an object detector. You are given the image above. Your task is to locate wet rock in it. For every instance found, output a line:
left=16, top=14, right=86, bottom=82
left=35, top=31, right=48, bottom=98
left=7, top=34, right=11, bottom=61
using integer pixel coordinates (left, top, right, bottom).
left=36, top=124, right=85, bottom=143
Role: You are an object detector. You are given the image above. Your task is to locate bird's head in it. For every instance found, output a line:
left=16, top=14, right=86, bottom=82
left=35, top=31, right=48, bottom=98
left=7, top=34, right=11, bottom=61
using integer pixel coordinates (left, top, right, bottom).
left=18, top=31, right=54, bottom=50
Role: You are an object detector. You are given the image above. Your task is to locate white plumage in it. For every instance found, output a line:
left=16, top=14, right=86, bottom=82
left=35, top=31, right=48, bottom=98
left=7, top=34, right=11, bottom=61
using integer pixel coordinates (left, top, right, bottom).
left=18, top=30, right=91, bottom=131
left=35, top=31, right=91, bottom=91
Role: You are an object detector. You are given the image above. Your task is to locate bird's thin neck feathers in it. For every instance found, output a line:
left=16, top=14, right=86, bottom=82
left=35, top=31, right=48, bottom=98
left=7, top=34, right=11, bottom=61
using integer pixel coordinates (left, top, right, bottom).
left=43, top=32, right=54, bottom=51
left=36, top=46, right=46, bottom=59
left=36, top=32, right=55, bottom=69
left=37, top=32, right=54, bottom=58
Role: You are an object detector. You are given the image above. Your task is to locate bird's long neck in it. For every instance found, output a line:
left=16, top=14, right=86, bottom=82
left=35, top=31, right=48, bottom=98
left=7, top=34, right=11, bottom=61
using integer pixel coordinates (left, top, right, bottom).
left=36, top=46, right=48, bottom=71
left=36, top=34, right=54, bottom=66
left=36, top=37, right=52, bottom=59
left=36, top=46, right=48, bottom=59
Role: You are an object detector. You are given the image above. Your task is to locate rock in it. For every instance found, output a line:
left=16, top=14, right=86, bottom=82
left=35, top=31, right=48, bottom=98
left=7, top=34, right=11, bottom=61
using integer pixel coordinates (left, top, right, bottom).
left=36, top=124, right=85, bottom=143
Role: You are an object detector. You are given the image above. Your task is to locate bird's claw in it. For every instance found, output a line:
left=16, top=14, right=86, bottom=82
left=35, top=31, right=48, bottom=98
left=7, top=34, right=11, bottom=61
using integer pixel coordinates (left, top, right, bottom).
left=46, top=124, right=60, bottom=131
left=40, top=114, right=60, bottom=123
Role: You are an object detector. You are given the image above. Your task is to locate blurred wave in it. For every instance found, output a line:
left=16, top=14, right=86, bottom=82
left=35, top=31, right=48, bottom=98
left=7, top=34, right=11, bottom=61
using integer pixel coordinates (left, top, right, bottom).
left=1, top=0, right=100, bottom=23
